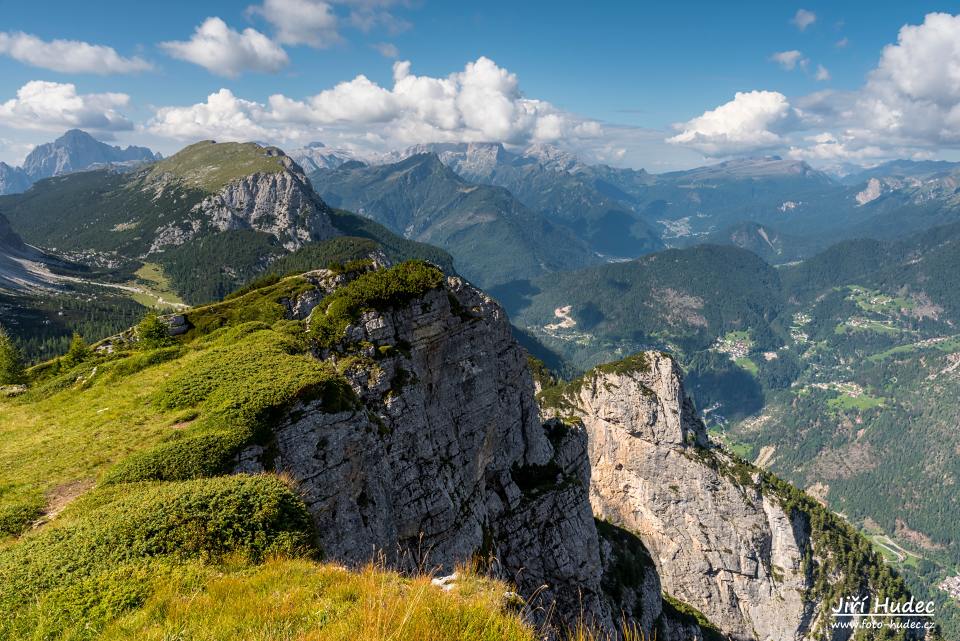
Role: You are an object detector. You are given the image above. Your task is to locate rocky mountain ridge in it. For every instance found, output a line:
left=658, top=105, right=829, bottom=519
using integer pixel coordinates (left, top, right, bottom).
left=309, top=152, right=599, bottom=287
left=145, top=142, right=338, bottom=253
left=0, top=129, right=159, bottom=196
left=153, top=263, right=918, bottom=639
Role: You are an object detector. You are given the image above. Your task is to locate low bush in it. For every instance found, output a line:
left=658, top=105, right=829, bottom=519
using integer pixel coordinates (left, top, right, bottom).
left=0, top=475, right=314, bottom=639
left=183, top=276, right=315, bottom=339
left=309, top=261, right=445, bottom=348
left=105, top=327, right=355, bottom=483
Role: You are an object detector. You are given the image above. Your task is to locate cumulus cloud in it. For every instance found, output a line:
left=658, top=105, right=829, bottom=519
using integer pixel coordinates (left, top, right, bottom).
left=667, top=91, right=793, bottom=155
left=771, top=50, right=807, bottom=71
left=792, top=9, right=816, bottom=31
left=0, top=32, right=152, bottom=74
left=0, top=81, right=132, bottom=132
left=669, top=13, right=960, bottom=163
left=148, top=88, right=274, bottom=141
left=855, top=12, right=960, bottom=147
left=146, top=57, right=602, bottom=151
left=160, top=17, right=288, bottom=77
left=246, top=0, right=341, bottom=47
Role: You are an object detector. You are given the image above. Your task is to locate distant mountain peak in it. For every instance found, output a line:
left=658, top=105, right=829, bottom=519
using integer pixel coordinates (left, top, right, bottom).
left=0, top=162, right=31, bottom=196
left=286, top=141, right=357, bottom=173
left=520, top=143, right=585, bottom=173
left=20, top=129, right=158, bottom=183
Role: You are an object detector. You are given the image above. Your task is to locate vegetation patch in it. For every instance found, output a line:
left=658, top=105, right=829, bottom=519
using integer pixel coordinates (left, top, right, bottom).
left=183, top=276, right=315, bottom=339
left=309, top=261, right=445, bottom=348
left=99, top=558, right=537, bottom=641
left=147, top=141, right=286, bottom=193
left=660, top=593, right=725, bottom=641
left=107, top=326, right=355, bottom=483
left=0, top=475, right=313, bottom=640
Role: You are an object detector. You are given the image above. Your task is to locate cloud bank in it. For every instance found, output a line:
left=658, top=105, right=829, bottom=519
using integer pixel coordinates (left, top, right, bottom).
left=668, top=12, right=960, bottom=164
left=0, top=32, right=152, bottom=75
left=0, top=81, right=132, bottom=132
left=146, top=57, right=603, bottom=151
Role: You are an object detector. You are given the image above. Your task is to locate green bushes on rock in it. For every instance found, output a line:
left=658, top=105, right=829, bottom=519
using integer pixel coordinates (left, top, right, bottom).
left=309, top=260, right=445, bottom=348
left=135, top=313, right=173, bottom=350
left=105, top=326, right=355, bottom=484
left=183, top=276, right=315, bottom=339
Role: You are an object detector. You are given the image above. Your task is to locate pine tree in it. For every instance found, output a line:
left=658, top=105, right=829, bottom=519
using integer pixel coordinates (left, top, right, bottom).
left=136, top=313, right=172, bottom=349
left=0, top=325, right=25, bottom=385
left=62, top=333, right=91, bottom=369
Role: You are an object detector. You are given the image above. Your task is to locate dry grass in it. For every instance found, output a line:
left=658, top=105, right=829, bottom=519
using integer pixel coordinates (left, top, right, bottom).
left=100, top=558, right=538, bottom=641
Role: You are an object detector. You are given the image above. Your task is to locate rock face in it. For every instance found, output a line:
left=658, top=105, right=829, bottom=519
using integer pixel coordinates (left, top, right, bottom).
left=286, top=141, right=357, bottom=173
left=149, top=152, right=338, bottom=253
left=0, top=162, right=31, bottom=196
left=22, top=129, right=157, bottom=182
left=235, top=275, right=609, bottom=631
left=554, top=353, right=815, bottom=640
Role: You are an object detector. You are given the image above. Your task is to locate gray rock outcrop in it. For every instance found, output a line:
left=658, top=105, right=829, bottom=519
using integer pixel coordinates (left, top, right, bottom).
left=235, top=274, right=610, bottom=632
left=0, top=162, right=31, bottom=196
left=550, top=352, right=815, bottom=640
left=149, top=153, right=337, bottom=253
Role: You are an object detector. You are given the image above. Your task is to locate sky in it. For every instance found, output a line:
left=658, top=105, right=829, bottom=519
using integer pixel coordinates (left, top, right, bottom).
left=1, top=0, right=960, bottom=172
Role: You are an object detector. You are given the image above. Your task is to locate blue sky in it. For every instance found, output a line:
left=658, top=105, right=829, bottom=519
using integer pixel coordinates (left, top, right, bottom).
left=1, top=1, right=959, bottom=171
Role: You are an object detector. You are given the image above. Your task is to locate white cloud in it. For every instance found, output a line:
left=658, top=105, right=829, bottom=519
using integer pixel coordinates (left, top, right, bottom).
left=787, top=133, right=885, bottom=162
left=836, top=37, right=849, bottom=48
left=0, top=32, right=152, bottom=74
left=148, top=88, right=274, bottom=141
left=0, top=81, right=132, bottom=132
left=669, top=13, right=960, bottom=164
left=160, top=17, right=289, bottom=77
left=246, top=0, right=340, bottom=48
left=855, top=12, right=960, bottom=148
left=667, top=91, right=792, bottom=155
left=771, top=50, right=807, bottom=71
left=792, top=9, right=817, bottom=31
left=146, top=57, right=602, bottom=152
left=373, top=42, right=399, bottom=58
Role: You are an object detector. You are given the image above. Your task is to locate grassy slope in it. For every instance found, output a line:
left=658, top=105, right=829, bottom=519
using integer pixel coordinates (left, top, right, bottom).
left=0, top=262, right=540, bottom=641
left=147, top=141, right=286, bottom=192
left=100, top=558, right=535, bottom=641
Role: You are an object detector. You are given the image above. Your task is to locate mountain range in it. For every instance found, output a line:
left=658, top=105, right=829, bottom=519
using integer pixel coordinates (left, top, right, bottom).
left=309, top=152, right=600, bottom=287
left=3, top=129, right=960, bottom=636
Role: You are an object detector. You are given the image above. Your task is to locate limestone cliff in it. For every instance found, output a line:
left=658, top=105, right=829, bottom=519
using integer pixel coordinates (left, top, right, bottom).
left=232, top=270, right=609, bottom=632
left=137, top=260, right=912, bottom=640
left=538, top=351, right=920, bottom=641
